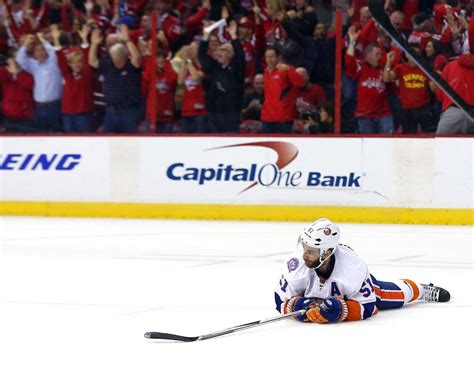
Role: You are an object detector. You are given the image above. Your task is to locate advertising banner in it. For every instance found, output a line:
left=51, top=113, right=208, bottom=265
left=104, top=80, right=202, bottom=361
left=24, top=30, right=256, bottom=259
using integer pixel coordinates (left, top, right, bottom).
left=0, top=137, right=472, bottom=211
left=0, top=137, right=110, bottom=201
left=139, top=137, right=394, bottom=206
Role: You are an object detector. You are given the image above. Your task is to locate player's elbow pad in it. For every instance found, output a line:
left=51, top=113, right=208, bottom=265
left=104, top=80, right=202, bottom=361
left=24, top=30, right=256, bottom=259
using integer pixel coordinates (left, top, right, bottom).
left=345, top=300, right=378, bottom=321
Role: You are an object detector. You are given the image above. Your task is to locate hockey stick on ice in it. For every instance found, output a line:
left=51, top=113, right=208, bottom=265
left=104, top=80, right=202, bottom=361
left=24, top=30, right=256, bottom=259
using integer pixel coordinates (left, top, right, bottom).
left=144, top=309, right=306, bottom=342
left=368, top=0, right=474, bottom=122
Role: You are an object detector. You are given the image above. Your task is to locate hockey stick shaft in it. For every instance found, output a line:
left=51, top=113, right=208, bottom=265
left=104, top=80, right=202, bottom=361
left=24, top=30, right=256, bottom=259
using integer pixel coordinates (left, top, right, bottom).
left=197, top=309, right=306, bottom=341
left=144, top=309, right=306, bottom=342
left=368, top=0, right=474, bottom=122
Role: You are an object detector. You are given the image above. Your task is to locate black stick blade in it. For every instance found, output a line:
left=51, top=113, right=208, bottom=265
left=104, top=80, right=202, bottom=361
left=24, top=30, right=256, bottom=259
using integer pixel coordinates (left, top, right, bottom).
left=144, top=332, right=199, bottom=342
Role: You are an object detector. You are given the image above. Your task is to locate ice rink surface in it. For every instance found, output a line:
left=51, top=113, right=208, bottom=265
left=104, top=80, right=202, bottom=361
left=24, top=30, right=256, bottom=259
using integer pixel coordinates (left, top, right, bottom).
left=0, top=216, right=472, bottom=379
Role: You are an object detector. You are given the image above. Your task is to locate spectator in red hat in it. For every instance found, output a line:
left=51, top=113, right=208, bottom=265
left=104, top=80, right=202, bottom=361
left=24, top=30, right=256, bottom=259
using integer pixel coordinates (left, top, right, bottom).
left=436, top=14, right=474, bottom=134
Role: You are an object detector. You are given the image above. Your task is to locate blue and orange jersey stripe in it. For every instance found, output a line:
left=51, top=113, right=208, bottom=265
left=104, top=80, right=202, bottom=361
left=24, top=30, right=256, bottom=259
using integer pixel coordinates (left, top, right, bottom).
left=374, top=285, right=405, bottom=301
left=345, top=300, right=378, bottom=321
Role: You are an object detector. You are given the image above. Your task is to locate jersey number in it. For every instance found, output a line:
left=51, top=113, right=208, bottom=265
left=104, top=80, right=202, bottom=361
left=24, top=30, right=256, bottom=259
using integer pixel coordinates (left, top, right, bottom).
left=359, top=278, right=374, bottom=298
left=280, top=276, right=289, bottom=293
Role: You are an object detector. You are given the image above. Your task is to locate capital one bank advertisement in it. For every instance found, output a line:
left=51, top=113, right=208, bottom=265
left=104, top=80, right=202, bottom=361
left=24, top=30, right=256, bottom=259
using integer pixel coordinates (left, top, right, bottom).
left=138, top=138, right=393, bottom=206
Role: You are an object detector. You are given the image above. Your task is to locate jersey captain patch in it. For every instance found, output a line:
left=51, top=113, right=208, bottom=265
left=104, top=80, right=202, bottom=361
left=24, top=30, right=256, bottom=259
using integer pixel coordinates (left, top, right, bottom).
left=287, top=258, right=299, bottom=273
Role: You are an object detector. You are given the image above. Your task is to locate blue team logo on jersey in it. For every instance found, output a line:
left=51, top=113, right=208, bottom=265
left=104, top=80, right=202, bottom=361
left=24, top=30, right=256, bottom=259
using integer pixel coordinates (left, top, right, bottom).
left=287, top=258, right=299, bottom=273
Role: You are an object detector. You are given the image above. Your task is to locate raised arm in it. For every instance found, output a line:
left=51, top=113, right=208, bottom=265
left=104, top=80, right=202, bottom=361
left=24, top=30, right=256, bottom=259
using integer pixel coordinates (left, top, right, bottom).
left=36, top=31, right=58, bottom=57
left=55, top=49, right=69, bottom=76
left=383, top=51, right=397, bottom=83
left=357, top=17, right=377, bottom=48
left=23, top=0, right=39, bottom=31
left=185, top=0, right=210, bottom=36
left=88, top=28, right=102, bottom=69
left=344, top=26, right=360, bottom=79
left=120, top=24, right=142, bottom=68
left=346, top=25, right=359, bottom=58
left=78, top=23, right=90, bottom=49
left=284, top=64, right=305, bottom=87
left=16, top=34, right=36, bottom=73
left=228, top=21, right=245, bottom=73
left=198, top=36, right=214, bottom=74
left=50, top=24, right=62, bottom=49
left=179, top=46, right=204, bottom=82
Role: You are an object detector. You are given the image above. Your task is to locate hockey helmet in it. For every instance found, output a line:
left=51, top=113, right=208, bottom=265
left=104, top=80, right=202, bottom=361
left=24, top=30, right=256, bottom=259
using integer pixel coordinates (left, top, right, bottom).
left=299, top=218, right=340, bottom=267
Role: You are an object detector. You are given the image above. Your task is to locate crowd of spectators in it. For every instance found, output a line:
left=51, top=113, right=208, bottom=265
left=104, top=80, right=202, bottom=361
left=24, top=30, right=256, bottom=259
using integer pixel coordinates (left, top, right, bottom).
left=0, top=0, right=473, bottom=135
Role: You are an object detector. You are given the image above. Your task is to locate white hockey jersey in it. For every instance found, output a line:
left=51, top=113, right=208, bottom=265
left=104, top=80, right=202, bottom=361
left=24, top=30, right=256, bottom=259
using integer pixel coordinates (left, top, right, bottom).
left=275, top=244, right=377, bottom=315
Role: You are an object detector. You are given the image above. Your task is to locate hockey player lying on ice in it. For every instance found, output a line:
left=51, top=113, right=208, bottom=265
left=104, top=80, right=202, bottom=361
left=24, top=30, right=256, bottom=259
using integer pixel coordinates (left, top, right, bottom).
left=275, top=218, right=450, bottom=323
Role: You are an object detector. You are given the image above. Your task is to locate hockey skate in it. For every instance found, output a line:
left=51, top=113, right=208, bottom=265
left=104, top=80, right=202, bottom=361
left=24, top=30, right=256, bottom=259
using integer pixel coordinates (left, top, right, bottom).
left=421, top=283, right=450, bottom=302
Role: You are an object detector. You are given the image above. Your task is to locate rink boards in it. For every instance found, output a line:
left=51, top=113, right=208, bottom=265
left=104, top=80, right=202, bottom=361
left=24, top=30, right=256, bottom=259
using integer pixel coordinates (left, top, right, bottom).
left=0, top=136, right=472, bottom=225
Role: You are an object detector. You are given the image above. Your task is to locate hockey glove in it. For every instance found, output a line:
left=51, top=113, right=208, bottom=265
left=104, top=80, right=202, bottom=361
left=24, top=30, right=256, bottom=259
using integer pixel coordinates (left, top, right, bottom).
left=306, top=297, right=349, bottom=324
left=284, top=296, right=320, bottom=322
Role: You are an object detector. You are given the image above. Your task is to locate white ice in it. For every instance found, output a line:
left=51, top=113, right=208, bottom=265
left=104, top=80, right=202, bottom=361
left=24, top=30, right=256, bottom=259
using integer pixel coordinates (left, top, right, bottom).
left=0, top=217, right=472, bottom=379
